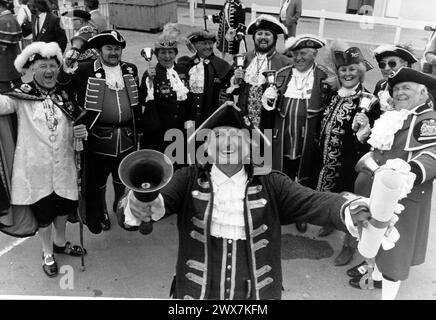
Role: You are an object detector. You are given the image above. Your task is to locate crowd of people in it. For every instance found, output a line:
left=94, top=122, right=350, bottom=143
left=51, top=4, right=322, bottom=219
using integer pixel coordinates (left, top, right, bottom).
left=1, top=0, right=436, bottom=300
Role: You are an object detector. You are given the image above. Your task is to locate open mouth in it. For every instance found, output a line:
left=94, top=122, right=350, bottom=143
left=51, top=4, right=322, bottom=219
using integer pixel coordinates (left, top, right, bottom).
left=44, top=74, right=54, bottom=81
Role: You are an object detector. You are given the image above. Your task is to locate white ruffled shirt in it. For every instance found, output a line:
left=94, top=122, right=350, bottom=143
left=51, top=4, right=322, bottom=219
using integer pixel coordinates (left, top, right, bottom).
left=284, top=66, right=315, bottom=99
left=244, top=53, right=268, bottom=87
left=167, top=66, right=189, bottom=101
left=367, top=108, right=412, bottom=150
left=210, top=165, right=248, bottom=240
left=101, top=63, right=125, bottom=91
left=189, top=58, right=205, bottom=94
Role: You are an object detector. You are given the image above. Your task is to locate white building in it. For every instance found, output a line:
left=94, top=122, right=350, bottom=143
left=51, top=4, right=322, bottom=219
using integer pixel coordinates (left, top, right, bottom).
left=202, top=0, right=436, bottom=23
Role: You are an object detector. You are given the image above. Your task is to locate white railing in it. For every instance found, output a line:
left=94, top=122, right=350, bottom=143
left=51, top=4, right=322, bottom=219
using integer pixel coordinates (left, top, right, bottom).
left=250, top=3, right=434, bottom=46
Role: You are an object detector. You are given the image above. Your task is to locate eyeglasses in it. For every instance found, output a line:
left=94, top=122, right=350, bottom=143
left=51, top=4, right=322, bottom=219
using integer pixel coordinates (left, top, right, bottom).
left=378, top=60, right=398, bottom=69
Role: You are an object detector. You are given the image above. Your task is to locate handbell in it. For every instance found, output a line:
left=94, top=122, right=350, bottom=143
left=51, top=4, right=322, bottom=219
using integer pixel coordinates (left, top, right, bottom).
left=140, top=47, right=154, bottom=61
left=262, top=70, right=277, bottom=87
left=234, top=54, right=245, bottom=69
left=359, top=92, right=378, bottom=113
left=355, top=151, right=380, bottom=176
left=118, top=149, right=174, bottom=234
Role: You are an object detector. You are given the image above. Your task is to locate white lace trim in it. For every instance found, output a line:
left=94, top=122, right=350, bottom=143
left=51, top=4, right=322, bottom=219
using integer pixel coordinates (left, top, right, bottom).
left=367, top=109, right=411, bottom=150
left=167, top=67, right=189, bottom=101
left=244, top=53, right=268, bottom=87
left=337, top=84, right=360, bottom=97
left=101, top=64, right=124, bottom=91
left=189, top=59, right=205, bottom=94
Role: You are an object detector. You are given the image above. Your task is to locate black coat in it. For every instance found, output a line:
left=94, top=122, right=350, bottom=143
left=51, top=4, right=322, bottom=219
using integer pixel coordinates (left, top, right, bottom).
left=139, top=63, right=190, bottom=152
left=146, top=165, right=351, bottom=299
left=178, top=54, right=233, bottom=125
left=32, top=12, right=67, bottom=52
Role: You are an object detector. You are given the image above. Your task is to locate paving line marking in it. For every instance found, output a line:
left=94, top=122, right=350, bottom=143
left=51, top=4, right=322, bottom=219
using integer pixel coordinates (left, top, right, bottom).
left=0, top=238, right=29, bottom=258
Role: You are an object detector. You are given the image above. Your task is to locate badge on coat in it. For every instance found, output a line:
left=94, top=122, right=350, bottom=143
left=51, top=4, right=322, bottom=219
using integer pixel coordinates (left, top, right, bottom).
left=415, top=118, right=436, bottom=142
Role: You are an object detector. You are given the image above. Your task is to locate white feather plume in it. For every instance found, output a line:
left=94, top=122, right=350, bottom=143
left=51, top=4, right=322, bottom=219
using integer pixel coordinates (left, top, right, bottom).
left=14, top=42, right=63, bottom=73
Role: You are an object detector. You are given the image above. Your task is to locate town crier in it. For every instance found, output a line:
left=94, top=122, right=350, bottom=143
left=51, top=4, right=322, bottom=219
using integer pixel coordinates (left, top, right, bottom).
left=58, top=30, right=142, bottom=234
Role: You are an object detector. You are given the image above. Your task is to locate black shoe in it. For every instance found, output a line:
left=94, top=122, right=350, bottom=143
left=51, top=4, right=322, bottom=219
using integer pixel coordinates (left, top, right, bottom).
left=295, top=222, right=307, bottom=233
left=101, top=212, right=111, bottom=231
left=42, top=254, right=58, bottom=278
left=349, top=274, right=382, bottom=289
left=346, top=261, right=368, bottom=278
left=318, top=226, right=334, bottom=237
left=53, top=241, right=87, bottom=257
left=334, top=246, right=356, bottom=266
left=86, top=221, right=102, bottom=234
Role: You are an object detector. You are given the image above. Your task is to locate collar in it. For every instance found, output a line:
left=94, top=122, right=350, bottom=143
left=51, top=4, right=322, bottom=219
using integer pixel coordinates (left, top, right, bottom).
left=37, top=12, right=47, bottom=19
left=338, top=83, right=361, bottom=97
left=94, top=59, right=125, bottom=72
left=33, top=79, right=57, bottom=96
left=90, top=9, right=100, bottom=14
left=211, top=165, right=247, bottom=187
left=292, top=64, right=315, bottom=77
left=409, top=102, right=433, bottom=115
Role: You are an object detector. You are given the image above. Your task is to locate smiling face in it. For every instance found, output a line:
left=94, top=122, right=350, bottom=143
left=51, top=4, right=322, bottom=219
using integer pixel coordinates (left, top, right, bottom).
left=205, top=126, right=250, bottom=166
left=379, top=55, right=407, bottom=79
left=99, top=44, right=122, bottom=67
left=156, top=48, right=177, bottom=69
left=32, top=58, right=59, bottom=89
left=338, top=63, right=363, bottom=89
left=254, top=29, right=276, bottom=54
left=293, top=48, right=317, bottom=72
left=392, top=82, right=427, bottom=110
left=193, top=40, right=214, bottom=59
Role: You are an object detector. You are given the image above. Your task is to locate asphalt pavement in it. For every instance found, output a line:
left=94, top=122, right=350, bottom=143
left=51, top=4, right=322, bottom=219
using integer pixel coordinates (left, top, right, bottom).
left=0, top=5, right=435, bottom=300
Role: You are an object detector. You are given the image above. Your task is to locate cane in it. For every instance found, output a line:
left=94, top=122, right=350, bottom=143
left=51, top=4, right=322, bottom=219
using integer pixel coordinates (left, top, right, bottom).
left=74, top=137, right=86, bottom=271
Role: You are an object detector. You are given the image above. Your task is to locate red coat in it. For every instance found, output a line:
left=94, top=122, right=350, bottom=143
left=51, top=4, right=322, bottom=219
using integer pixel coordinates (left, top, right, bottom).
left=357, top=102, right=436, bottom=280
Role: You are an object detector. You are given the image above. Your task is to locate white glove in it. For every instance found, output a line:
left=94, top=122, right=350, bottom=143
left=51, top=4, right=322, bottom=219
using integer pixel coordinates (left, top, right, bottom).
left=261, top=86, right=278, bottom=111
left=123, top=190, right=165, bottom=227
left=379, top=159, right=416, bottom=199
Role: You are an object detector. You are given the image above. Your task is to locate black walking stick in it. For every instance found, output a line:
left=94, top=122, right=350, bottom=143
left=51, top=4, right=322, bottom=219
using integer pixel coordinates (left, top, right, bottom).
left=74, top=137, right=85, bottom=271
left=73, top=110, right=87, bottom=272
left=202, top=0, right=208, bottom=31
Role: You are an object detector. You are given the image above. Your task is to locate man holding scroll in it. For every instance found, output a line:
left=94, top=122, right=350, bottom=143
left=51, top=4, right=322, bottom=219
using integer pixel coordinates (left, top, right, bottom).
left=350, top=67, right=436, bottom=299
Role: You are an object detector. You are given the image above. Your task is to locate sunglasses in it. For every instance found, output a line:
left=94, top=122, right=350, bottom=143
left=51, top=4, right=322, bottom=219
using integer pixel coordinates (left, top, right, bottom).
left=378, top=60, right=399, bottom=69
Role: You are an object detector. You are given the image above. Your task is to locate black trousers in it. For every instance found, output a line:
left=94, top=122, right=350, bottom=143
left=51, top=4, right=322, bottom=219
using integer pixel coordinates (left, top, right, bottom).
left=84, top=149, right=133, bottom=230
left=282, top=157, right=300, bottom=181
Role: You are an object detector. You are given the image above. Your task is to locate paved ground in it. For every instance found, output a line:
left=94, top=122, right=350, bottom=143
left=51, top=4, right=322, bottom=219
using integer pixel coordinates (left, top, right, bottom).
left=1, top=5, right=436, bottom=300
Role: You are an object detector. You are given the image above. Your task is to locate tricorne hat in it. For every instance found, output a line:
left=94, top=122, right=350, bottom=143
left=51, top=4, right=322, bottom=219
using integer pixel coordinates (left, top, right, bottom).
left=187, top=30, right=217, bottom=43
left=373, top=44, right=418, bottom=65
left=70, top=25, right=97, bottom=50
left=14, top=42, right=63, bottom=73
left=62, top=9, right=91, bottom=21
left=247, top=14, right=287, bottom=35
left=334, top=47, right=373, bottom=71
left=88, top=29, right=126, bottom=49
left=285, top=34, right=326, bottom=51
left=388, top=67, right=436, bottom=91
left=187, top=102, right=271, bottom=147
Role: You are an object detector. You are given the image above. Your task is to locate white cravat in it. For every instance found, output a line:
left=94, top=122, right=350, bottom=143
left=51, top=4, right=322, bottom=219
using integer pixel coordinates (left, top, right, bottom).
left=337, top=83, right=360, bottom=97
left=101, top=63, right=124, bottom=90
left=189, top=58, right=205, bottom=94
left=210, top=165, right=248, bottom=240
left=244, top=53, right=268, bottom=86
left=284, top=66, right=315, bottom=99
left=167, top=66, right=189, bottom=101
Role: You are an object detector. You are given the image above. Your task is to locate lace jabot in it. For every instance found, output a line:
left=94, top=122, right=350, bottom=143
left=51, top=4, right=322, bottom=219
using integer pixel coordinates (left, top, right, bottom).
left=367, top=109, right=411, bottom=150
